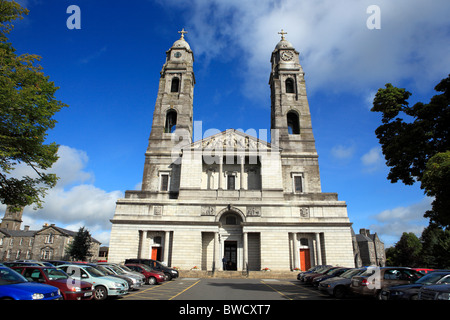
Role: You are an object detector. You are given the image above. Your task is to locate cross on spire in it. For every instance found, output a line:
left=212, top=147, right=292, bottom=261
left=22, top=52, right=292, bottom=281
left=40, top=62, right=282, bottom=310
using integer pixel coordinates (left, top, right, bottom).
left=178, top=28, right=188, bottom=39
left=278, top=29, right=287, bottom=40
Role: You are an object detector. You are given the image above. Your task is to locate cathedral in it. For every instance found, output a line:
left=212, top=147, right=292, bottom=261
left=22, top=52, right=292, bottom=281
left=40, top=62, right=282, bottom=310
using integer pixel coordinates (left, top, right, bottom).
left=108, top=30, right=355, bottom=271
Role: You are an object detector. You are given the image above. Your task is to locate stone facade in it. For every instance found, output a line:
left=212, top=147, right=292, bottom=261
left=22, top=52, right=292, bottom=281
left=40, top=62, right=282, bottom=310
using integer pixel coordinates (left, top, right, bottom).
left=108, top=31, right=355, bottom=271
left=0, top=208, right=101, bottom=262
left=354, top=228, right=386, bottom=267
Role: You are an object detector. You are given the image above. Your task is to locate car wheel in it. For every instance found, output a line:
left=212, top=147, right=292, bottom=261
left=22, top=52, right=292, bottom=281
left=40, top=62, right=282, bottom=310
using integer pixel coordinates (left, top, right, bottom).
left=94, top=285, right=108, bottom=301
left=375, top=290, right=383, bottom=300
left=148, top=277, right=156, bottom=285
left=410, top=294, right=418, bottom=300
left=165, top=273, right=172, bottom=280
left=333, top=286, right=346, bottom=299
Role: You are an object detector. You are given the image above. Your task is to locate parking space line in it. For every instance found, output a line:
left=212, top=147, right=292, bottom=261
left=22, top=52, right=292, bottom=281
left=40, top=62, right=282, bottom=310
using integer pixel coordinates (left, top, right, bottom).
left=124, top=282, right=170, bottom=299
left=168, top=279, right=201, bottom=300
left=261, top=280, right=293, bottom=300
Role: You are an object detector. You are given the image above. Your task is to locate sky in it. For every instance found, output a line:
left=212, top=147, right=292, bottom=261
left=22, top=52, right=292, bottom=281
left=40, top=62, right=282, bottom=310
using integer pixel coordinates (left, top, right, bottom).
left=2, top=0, right=449, bottom=247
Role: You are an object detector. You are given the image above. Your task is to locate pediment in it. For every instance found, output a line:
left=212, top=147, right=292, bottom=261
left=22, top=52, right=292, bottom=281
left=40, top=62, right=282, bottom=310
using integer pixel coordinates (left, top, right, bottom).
left=188, top=129, right=278, bottom=152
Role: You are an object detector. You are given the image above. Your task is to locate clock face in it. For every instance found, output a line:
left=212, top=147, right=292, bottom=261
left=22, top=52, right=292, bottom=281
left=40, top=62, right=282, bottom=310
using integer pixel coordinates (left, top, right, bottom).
left=174, top=52, right=182, bottom=58
left=281, top=51, right=293, bottom=61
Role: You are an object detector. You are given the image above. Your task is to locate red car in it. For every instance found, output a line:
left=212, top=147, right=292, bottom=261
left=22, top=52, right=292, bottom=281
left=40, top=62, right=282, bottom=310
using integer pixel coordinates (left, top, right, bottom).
left=12, top=266, right=93, bottom=300
left=125, top=263, right=166, bottom=285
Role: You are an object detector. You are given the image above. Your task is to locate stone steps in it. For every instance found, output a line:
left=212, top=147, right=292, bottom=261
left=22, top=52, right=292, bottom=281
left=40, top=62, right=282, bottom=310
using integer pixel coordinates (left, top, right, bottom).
left=179, top=270, right=298, bottom=279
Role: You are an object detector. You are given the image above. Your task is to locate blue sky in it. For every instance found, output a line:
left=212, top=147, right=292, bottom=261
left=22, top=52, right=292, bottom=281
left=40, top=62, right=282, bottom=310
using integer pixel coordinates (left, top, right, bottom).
left=3, top=0, right=449, bottom=247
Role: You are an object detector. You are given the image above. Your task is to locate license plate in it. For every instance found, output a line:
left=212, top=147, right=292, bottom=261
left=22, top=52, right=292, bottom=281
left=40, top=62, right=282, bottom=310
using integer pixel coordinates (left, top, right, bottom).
left=84, top=292, right=93, bottom=297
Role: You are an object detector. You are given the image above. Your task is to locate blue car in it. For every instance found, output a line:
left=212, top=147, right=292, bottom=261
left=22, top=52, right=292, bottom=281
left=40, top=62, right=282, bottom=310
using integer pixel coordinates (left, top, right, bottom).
left=0, top=266, right=62, bottom=300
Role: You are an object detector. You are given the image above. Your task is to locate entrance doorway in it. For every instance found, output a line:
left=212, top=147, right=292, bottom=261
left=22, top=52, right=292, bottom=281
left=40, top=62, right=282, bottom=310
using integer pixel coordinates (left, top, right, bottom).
left=300, top=249, right=311, bottom=271
left=224, top=241, right=237, bottom=270
left=151, top=247, right=161, bottom=261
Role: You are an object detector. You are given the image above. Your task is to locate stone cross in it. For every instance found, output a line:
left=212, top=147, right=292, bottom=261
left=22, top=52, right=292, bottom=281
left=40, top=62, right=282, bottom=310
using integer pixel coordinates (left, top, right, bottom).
left=278, top=29, right=287, bottom=40
left=178, top=28, right=188, bottom=39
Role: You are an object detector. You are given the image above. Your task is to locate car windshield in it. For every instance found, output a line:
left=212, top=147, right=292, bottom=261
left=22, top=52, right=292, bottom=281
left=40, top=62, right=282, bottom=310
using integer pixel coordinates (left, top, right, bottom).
left=109, top=265, right=125, bottom=274
left=43, top=268, right=68, bottom=280
left=415, top=273, right=450, bottom=285
left=94, top=265, right=114, bottom=276
left=0, top=267, right=28, bottom=285
left=140, top=264, right=153, bottom=272
left=84, top=266, right=107, bottom=277
left=119, top=265, right=133, bottom=272
left=341, top=268, right=365, bottom=279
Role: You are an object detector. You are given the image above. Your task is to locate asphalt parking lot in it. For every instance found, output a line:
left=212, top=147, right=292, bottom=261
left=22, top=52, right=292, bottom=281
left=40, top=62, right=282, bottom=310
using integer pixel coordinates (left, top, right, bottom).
left=121, top=278, right=330, bottom=300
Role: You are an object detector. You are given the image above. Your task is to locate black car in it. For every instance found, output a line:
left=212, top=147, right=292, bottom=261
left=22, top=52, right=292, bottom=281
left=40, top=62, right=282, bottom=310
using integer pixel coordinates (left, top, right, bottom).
left=124, top=259, right=179, bottom=280
left=418, top=283, right=450, bottom=300
left=381, top=271, right=450, bottom=300
left=312, top=267, right=350, bottom=287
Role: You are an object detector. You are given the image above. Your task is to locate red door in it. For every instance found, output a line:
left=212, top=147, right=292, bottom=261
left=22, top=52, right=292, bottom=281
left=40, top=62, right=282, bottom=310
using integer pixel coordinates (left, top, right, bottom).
left=151, top=247, right=159, bottom=260
left=300, top=249, right=311, bottom=271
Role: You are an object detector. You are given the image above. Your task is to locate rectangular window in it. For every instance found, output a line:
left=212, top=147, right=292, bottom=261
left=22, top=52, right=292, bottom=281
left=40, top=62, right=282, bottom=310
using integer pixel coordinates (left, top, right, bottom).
left=291, top=173, right=304, bottom=193
left=160, top=174, right=169, bottom=191
left=227, top=175, right=236, bottom=190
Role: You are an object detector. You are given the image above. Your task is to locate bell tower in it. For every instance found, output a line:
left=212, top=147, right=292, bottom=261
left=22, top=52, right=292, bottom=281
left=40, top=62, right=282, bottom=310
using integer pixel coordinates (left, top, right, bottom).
left=141, top=29, right=195, bottom=193
left=0, top=206, right=24, bottom=230
left=269, top=30, right=322, bottom=193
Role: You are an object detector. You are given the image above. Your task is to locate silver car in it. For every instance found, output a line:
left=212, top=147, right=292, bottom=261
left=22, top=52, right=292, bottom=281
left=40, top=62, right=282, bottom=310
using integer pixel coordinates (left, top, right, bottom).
left=98, top=264, right=144, bottom=290
left=318, top=268, right=366, bottom=298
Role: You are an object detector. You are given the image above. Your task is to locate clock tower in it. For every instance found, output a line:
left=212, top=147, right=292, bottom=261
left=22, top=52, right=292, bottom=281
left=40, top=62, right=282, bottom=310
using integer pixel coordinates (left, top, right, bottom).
left=141, top=29, right=195, bottom=194
left=269, top=30, right=322, bottom=193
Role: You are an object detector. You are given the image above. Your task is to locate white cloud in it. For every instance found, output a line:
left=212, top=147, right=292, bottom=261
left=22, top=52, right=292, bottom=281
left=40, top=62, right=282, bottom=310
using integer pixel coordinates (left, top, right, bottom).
left=4, top=145, right=123, bottom=246
left=369, top=197, right=432, bottom=246
left=163, top=0, right=450, bottom=99
left=331, top=144, right=355, bottom=160
left=361, top=146, right=383, bottom=171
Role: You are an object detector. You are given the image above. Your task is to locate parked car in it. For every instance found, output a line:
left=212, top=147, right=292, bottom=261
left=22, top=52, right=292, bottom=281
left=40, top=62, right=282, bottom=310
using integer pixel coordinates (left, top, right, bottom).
left=58, top=264, right=128, bottom=300
left=12, top=266, right=94, bottom=300
left=297, top=265, right=330, bottom=281
left=381, top=271, right=450, bottom=300
left=88, top=264, right=137, bottom=291
left=312, top=267, right=350, bottom=287
left=418, top=283, right=450, bottom=300
left=3, top=261, right=41, bottom=268
left=125, top=263, right=166, bottom=285
left=318, top=267, right=367, bottom=298
left=44, top=260, right=70, bottom=266
left=98, top=263, right=146, bottom=284
left=96, top=264, right=144, bottom=290
left=0, top=266, right=62, bottom=300
left=350, top=267, right=423, bottom=299
left=124, top=258, right=179, bottom=280
left=303, top=266, right=338, bottom=284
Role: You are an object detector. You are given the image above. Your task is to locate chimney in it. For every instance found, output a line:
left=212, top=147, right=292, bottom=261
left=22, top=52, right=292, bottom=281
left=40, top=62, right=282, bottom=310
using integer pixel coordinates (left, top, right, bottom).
left=24, top=225, right=30, bottom=231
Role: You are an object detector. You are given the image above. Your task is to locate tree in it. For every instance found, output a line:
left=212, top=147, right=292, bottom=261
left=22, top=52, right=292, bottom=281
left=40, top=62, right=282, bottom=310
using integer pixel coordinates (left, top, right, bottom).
left=371, top=75, right=450, bottom=228
left=66, top=227, right=93, bottom=261
left=392, top=232, right=422, bottom=267
left=0, top=0, right=67, bottom=210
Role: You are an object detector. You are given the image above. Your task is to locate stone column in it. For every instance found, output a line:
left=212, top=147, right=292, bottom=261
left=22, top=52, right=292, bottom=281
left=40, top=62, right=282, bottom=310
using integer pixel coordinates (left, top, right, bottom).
left=243, top=232, right=248, bottom=271
left=315, top=232, right=322, bottom=265
left=293, top=233, right=299, bottom=270
left=163, top=231, right=170, bottom=265
left=240, top=156, right=245, bottom=190
left=214, top=232, right=221, bottom=271
left=218, top=157, right=223, bottom=190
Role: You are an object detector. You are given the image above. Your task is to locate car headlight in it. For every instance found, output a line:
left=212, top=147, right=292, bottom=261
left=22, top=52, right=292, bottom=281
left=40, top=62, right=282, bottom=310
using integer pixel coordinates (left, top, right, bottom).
left=70, top=287, right=82, bottom=292
left=32, top=293, right=44, bottom=300
left=437, top=292, right=450, bottom=300
left=114, top=282, right=123, bottom=287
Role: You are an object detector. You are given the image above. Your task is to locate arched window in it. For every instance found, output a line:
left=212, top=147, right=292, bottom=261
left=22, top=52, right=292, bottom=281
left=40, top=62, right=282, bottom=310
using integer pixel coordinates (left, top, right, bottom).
left=171, top=77, right=180, bottom=93
left=285, top=78, right=295, bottom=93
left=287, top=111, right=300, bottom=134
left=165, top=110, right=177, bottom=133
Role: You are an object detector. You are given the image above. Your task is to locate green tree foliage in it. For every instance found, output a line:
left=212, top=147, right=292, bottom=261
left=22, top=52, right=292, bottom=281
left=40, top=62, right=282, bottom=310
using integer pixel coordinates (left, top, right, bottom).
left=0, top=1, right=67, bottom=210
left=371, top=75, right=450, bottom=228
left=66, top=227, right=93, bottom=261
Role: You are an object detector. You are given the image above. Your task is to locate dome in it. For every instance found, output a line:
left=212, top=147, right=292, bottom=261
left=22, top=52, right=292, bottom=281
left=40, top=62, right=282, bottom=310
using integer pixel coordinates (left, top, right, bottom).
left=172, top=38, right=191, bottom=51
left=275, top=39, right=294, bottom=50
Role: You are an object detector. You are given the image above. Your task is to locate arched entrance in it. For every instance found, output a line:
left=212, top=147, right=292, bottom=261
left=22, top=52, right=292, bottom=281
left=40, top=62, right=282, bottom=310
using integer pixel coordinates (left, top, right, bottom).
left=216, top=207, right=245, bottom=271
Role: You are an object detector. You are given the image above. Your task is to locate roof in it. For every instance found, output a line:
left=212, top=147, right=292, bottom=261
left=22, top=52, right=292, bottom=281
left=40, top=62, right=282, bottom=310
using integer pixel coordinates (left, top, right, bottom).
left=188, top=129, right=279, bottom=153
